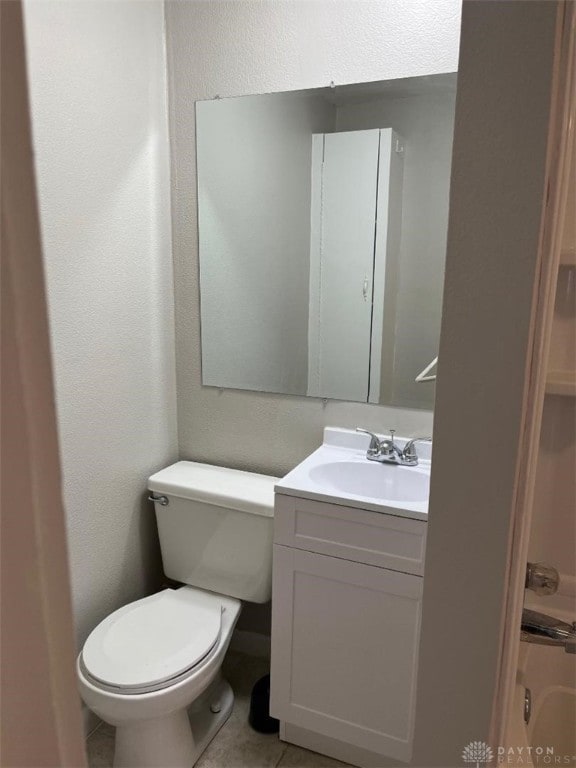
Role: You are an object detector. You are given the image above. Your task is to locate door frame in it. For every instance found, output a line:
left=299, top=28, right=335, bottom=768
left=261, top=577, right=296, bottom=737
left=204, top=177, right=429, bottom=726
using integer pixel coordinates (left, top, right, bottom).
left=489, top=0, right=576, bottom=748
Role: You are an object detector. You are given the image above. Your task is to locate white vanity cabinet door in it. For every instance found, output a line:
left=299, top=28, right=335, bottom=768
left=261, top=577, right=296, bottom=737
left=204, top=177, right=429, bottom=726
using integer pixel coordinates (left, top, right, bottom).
left=270, top=545, right=423, bottom=763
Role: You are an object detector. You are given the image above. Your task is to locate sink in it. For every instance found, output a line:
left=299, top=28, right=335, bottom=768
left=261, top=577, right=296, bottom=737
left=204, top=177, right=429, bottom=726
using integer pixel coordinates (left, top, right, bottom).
left=308, top=460, right=429, bottom=504
left=275, top=427, right=431, bottom=520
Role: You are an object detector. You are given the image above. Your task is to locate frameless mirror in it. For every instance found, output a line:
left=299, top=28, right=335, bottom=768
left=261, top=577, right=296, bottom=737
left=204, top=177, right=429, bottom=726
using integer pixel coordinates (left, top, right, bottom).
left=196, top=73, right=456, bottom=408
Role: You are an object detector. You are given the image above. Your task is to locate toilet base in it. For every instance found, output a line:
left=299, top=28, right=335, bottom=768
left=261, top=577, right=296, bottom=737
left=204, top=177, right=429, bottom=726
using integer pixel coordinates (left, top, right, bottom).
left=113, top=675, right=234, bottom=768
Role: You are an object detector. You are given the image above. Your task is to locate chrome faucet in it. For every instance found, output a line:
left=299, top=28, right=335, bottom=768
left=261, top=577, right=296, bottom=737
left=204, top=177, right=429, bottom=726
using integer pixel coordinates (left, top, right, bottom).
left=356, top=428, right=431, bottom=466
left=521, top=609, right=576, bottom=654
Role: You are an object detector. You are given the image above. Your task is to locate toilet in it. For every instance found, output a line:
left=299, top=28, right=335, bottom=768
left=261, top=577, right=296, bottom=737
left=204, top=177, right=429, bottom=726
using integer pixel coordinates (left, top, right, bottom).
left=77, top=461, right=278, bottom=768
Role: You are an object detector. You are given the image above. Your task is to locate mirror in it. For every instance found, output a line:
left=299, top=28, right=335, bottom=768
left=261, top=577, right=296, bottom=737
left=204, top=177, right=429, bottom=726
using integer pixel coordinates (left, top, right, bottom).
left=196, top=73, right=456, bottom=408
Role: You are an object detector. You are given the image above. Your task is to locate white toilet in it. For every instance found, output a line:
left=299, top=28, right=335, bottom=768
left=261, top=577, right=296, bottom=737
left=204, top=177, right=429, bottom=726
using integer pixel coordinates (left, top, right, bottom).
left=77, top=461, right=278, bottom=768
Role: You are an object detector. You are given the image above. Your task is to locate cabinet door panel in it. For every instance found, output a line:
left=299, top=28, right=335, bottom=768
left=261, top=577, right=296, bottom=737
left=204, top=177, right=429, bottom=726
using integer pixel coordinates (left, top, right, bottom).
left=275, top=494, right=427, bottom=575
left=270, top=545, right=422, bottom=762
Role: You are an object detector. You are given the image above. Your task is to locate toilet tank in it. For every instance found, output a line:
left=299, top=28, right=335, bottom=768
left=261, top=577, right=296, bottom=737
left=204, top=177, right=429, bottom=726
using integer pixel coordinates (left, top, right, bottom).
left=148, top=461, right=278, bottom=603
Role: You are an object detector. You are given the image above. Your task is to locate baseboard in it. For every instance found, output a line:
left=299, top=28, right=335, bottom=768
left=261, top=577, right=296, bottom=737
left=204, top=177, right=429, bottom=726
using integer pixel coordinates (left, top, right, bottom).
left=82, top=703, right=101, bottom=738
left=229, top=629, right=271, bottom=659
left=281, top=722, right=404, bottom=768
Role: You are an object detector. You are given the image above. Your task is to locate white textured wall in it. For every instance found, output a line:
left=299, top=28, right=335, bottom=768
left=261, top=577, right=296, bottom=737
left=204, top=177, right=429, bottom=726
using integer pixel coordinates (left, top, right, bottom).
left=336, top=87, right=456, bottom=409
left=197, top=92, right=334, bottom=395
left=23, top=0, right=178, bottom=648
left=166, top=0, right=462, bottom=477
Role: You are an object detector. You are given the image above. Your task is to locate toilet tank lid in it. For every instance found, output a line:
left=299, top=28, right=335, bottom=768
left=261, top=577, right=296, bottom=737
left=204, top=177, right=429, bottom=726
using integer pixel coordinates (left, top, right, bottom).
left=148, top=461, right=279, bottom=517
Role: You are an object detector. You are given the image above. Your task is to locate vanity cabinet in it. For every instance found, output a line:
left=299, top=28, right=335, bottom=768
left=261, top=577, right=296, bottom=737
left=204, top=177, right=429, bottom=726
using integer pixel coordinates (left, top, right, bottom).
left=270, top=494, right=427, bottom=765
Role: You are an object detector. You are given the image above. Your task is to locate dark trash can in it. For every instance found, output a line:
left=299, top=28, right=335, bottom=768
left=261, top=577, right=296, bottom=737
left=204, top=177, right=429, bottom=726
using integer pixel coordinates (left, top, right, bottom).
left=249, top=674, right=279, bottom=733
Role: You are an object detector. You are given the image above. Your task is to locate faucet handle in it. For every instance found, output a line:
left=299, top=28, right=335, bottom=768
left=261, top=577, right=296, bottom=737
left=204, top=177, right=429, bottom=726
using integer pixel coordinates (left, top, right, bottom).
left=402, top=437, right=432, bottom=460
left=526, top=562, right=559, bottom=596
left=355, top=427, right=381, bottom=456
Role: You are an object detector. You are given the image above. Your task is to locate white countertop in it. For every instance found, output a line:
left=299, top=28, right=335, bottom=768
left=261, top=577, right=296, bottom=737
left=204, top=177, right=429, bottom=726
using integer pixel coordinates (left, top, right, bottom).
left=275, top=427, right=431, bottom=522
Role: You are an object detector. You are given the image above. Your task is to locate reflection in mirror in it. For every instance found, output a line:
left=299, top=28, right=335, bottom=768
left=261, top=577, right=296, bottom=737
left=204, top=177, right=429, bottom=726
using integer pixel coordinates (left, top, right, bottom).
left=196, top=74, right=456, bottom=408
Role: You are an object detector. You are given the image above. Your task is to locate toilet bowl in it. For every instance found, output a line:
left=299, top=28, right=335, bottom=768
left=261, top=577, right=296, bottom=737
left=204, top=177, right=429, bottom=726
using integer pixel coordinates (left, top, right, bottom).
left=77, top=461, right=277, bottom=768
left=78, top=586, right=241, bottom=768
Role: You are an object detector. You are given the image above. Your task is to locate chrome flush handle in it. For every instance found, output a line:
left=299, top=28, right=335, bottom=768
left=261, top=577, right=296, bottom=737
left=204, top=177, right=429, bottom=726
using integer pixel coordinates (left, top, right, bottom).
left=148, top=493, right=169, bottom=506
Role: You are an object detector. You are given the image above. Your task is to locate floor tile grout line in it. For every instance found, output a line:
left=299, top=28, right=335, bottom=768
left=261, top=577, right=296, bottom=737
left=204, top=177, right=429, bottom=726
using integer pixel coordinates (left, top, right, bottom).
left=86, top=718, right=104, bottom=740
left=273, top=741, right=290, bottom=767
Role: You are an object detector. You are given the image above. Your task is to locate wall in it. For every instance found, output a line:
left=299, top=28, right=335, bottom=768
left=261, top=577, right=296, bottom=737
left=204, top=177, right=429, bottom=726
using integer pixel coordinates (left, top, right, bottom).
left=1, top=3, right=86, bottom=763
left=23, top=0, right=178, bottom=650
left=166, top=0, right=462, bottom=477
left=415, top=1, right=557, bottom=764
left=197, top=92, right=334, bottom=395
left=336, top=86, right=456, bottom=409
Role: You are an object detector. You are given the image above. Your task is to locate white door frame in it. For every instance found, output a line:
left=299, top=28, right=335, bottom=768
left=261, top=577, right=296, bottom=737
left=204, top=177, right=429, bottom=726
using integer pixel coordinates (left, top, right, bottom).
left=489, top=0, right=576, bottom=748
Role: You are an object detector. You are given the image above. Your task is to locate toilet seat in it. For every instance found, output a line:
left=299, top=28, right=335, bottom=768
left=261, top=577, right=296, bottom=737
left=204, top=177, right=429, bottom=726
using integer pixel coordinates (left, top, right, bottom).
left=81, top=588, right=223, bottom=695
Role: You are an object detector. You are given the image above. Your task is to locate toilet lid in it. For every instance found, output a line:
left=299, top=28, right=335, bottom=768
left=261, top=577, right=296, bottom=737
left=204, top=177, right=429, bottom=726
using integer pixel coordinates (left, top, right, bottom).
left=81, top=589, right=222, bottom=691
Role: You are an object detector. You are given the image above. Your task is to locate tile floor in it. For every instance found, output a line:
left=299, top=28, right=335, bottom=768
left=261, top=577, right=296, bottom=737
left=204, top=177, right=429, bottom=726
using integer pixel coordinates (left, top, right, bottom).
left=86, top=651, right=352, bottom=768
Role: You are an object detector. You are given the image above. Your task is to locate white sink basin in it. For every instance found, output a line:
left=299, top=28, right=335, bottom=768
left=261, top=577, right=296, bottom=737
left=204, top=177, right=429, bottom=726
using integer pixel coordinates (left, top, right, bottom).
left=308, top=460, right=429, bottom=504
left=275, top=427, right=432, bottom=520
